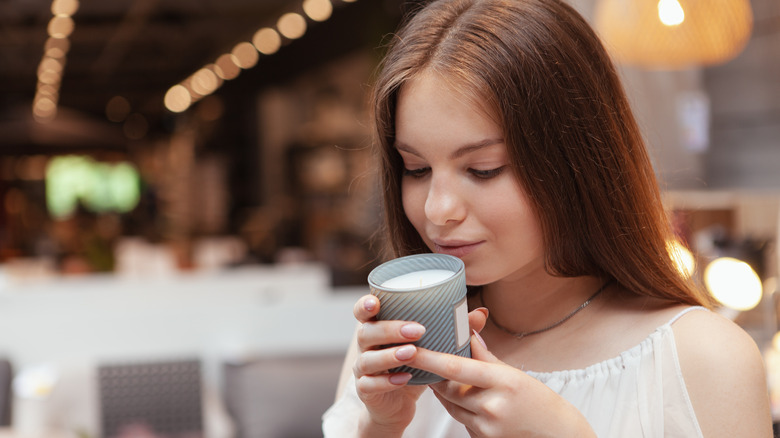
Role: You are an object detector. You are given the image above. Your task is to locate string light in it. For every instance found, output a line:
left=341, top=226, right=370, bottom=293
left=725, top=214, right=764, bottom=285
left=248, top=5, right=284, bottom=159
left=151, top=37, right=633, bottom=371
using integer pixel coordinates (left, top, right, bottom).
left=163, top=0, right=354, bottom=113
left=277, top=13, right=307, bottom=40
left=252, top=28, right=282, bottom=55
left=303, top=0, right=333, bottom=22
left=33, top=0, right=79, bottom=122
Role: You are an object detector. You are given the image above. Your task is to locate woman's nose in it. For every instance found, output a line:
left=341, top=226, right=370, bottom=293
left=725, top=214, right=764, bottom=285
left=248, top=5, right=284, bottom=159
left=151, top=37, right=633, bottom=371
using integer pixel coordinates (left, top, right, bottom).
left=424, top=177, right=466, bottom=225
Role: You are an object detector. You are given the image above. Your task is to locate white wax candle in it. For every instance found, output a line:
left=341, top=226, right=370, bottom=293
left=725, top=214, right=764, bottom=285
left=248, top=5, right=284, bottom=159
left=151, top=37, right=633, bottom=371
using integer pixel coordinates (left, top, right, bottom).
left=381, top=269, right=455, bottom=289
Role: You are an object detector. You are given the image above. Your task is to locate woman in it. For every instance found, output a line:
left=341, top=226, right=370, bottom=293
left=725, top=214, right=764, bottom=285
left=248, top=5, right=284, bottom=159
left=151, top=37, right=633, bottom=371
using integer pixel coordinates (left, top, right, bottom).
left=323, top=0, right=772, bottom=436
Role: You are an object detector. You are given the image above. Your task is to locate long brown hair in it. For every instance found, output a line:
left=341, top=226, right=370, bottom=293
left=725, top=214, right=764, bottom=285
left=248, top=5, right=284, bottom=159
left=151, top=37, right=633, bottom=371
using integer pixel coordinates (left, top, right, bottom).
left=372, top=0, right=713, bottom=306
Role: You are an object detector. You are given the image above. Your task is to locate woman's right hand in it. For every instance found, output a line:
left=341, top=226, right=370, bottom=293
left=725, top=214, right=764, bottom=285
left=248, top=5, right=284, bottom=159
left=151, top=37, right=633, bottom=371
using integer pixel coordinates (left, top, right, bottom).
left=352, top=294, right=428, bottom=436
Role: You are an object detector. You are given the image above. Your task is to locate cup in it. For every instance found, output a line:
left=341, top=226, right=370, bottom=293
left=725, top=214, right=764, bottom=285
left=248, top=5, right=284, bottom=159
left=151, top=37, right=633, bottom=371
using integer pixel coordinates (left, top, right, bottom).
left=367, top=253, right=471, bottom=384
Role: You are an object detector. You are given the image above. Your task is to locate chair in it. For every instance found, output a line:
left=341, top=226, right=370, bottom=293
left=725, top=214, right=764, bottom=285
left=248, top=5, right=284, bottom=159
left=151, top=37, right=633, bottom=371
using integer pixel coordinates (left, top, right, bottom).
left=223, top=354, right=344, bottom=438
left=97, top=358, right=203, bottom=438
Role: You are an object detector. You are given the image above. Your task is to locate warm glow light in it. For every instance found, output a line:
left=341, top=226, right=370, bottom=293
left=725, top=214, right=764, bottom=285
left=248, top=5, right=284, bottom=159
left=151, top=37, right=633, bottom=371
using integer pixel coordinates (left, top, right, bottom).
left=37, top=84, right=58, bottom=98
left=47, top=15, right=74, bottom=38
left=594, top=0, right=752, bottom=68
left=190, top=66, right=220, bottom=96
left=704, top=257, right=763, bottom=311
left=164, top=85, right=192, bottom=113
left=44, top=37, right=70, bottom=58
left=51, top=0, right=79, bottom=17
left=252, top=28, right=282, bottom=55
left=214, top=53, right=241, bottom=80
left=658, top=0, right=684, bottom=26
left=303, top=0, right=333, bottom=22
left=231, top=42, right=259, bottom=69
left=277, top=12, right=307, bottom=40
left=33, top=97, right=57, bottom=121
left=667, top=239, right=695, bottom=279
left=773, top=331, right=780, bottom=351
left=38, top=69, right=61, bottom=85
left=38, top=57, right=64, bottom=75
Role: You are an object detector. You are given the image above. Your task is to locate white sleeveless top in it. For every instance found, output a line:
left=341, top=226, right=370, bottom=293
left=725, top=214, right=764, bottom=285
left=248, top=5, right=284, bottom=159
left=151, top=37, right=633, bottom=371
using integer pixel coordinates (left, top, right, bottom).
left=322, top=307, right=706, bottom=437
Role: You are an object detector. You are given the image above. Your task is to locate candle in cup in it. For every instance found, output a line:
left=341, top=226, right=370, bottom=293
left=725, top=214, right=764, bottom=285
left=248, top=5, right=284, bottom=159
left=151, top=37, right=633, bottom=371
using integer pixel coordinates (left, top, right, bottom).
left=381, top=269, right=455, bottom=289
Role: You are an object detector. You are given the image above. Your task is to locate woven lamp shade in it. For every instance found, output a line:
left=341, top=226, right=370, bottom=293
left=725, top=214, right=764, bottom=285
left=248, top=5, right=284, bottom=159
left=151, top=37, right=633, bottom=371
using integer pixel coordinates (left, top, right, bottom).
left=594, top=0, right=753, bottom=69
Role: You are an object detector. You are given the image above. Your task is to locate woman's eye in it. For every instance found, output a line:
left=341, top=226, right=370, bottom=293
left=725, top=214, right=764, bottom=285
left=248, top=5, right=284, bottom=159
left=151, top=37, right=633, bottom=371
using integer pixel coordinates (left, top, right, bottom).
left=402, top=167, right=431, bottom=178
left=469, top=166, right=506, bottom=179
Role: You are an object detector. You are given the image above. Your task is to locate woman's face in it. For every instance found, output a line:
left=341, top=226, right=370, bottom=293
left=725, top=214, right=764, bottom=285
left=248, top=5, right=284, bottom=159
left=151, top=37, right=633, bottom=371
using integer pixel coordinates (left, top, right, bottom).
left=395, top=73, right=545, bottom=286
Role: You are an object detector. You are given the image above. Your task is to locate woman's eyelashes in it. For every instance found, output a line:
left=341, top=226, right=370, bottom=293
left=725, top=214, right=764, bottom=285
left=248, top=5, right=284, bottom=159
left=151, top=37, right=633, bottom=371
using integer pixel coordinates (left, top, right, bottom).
left=402, top=166, right=431, bottom=178
left=401, top=165, right=506, bottom=179
left=469, top=166, right=506, bottom=179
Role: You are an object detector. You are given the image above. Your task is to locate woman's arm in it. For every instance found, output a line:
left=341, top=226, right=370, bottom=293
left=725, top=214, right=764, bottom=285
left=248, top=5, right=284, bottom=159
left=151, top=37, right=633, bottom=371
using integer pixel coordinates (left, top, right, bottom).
left=673, top=309, right=773, bottom=437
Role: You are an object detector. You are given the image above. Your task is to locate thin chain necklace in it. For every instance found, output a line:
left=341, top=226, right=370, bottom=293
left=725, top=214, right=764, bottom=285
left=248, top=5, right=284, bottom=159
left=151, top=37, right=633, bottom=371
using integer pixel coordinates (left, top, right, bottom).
left=479, top=280, right=612, bottom=340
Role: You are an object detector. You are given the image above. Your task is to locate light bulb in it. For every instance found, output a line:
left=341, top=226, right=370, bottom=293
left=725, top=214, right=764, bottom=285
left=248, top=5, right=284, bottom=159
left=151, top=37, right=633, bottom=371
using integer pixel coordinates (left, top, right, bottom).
left=658, top=0, right=685, bottom=26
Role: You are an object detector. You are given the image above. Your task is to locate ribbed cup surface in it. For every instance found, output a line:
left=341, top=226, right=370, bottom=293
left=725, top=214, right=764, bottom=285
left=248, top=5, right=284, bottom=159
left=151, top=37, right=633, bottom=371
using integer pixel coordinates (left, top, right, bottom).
left=368, top=253, right=470, bottom=385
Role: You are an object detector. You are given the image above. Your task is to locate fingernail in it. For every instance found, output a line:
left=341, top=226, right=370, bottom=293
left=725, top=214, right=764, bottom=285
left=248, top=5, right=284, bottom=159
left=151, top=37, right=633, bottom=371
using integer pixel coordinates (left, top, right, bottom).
left=473, top=329, right=487, bottom=349
left=389, top=373, right=412, bottom=385
left=476, top=307, right=489, bottom=318
left=395, top=345, right=416, bottom=361
left=400, top=323, right=426, bottom=339
left=364, top=297, right=377, bottom=312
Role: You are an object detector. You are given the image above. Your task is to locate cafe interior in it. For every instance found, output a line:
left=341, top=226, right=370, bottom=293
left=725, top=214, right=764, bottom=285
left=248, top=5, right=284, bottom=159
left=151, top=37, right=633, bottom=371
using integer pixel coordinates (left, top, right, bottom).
left=0, top=0, right=779, bottom=436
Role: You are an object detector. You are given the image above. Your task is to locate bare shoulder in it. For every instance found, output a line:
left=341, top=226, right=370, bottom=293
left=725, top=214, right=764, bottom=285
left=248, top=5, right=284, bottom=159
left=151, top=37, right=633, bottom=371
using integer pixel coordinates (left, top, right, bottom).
left=672, top=308, right=773, bottom=437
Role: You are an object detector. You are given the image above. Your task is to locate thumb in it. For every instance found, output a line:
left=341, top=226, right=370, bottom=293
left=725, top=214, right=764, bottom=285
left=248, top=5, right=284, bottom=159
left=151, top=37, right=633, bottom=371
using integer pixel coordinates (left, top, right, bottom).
left=468, top=307, right=488, bottom=334
left=469, top=328, right=499, bottom=363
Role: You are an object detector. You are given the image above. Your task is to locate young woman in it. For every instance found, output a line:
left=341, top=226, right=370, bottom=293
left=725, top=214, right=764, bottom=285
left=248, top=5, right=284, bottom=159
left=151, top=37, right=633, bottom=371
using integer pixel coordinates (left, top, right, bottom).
left=322, top=0, right=772, bottom=436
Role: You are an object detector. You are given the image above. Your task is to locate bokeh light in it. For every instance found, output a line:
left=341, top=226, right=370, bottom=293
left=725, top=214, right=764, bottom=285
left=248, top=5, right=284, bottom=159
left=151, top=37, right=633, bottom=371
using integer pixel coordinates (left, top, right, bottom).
left=704, top=257, right=763, bottom=311
left=164, top=84, right=192, bottom=113
left=105, top=96, right=131, bottom=122
left=46, top=156, right=141, bottom=218
left=47, top=15, right=74, bottom=38
left=303, top=0, right=333, bottom=22
left=252, top=28, right=282, bottom=55
left=214, top=53, right=241, bottom=80
left=277, top=13, right=307, bottom=40
left=231, top=42, right=259, bottom=69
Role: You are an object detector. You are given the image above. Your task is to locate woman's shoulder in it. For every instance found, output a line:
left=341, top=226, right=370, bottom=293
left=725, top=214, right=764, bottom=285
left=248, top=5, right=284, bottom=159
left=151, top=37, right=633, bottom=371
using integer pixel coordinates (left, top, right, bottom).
left=671, top=307, right=773, bottom=437
left=671, top=306, right=762, bottom=367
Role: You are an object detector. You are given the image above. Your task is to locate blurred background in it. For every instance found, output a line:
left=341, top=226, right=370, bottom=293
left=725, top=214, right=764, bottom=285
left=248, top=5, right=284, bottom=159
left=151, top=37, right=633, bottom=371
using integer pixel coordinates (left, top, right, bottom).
left=1, top=0, right=779, bottom=436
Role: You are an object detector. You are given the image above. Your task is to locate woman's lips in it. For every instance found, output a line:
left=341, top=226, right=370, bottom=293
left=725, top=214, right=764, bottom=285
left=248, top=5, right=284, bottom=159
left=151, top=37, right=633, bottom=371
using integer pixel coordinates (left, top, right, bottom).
left=433, top=241, right=483, bottom=258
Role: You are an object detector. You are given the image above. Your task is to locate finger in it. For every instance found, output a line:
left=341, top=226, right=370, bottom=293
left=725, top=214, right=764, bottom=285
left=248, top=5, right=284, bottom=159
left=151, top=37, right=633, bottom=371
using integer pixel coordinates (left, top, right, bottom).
left=353, top=295, right=380, bottom=322
left=470, top=329, right=499, bottom=363
left=357, top=320, right=426, bottom=351
left=355, top=373, right=415, bottom=395
left=468, top=307, right=488, bottom=333
left=411, top=349, right=495, bottom=388
left=354, top=344, right=418, bottom=377
left=429, top=385, right=480, bottom=426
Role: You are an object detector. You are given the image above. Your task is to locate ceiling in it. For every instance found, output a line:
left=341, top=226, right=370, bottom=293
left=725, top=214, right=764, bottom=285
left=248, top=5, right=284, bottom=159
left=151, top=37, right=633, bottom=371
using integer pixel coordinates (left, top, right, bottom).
left=0, top=0, right=409, bottom=153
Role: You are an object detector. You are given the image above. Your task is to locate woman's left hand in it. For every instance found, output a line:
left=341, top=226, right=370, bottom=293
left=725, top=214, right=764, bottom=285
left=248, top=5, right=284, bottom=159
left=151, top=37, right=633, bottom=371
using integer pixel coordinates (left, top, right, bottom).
left=410, top=333, right=596, bottom=437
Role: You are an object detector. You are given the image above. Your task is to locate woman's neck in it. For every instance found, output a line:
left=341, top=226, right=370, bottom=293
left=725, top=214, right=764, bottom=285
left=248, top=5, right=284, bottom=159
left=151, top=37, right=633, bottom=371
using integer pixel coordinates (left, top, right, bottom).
left=479, top=273, right=606, bottom=336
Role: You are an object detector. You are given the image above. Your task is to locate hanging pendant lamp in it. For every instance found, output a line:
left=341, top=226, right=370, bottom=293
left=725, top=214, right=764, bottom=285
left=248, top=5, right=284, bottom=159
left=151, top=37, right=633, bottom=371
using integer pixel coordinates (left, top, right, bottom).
left=594, top=0, right=753, bottom=69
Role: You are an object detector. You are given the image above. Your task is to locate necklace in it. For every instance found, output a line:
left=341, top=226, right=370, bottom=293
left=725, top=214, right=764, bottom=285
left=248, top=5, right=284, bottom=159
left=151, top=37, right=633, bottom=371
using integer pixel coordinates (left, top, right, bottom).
left=479, top=280, right=612, bottom=340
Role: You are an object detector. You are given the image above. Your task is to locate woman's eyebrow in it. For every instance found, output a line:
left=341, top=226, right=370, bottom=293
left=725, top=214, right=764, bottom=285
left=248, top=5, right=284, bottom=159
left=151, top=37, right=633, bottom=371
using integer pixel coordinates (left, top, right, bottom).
left=394, top=138, right=504, bottom=159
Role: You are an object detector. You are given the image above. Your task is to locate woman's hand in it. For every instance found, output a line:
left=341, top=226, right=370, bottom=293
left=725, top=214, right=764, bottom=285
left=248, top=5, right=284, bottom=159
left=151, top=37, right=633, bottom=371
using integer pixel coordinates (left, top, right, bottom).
left=411, top=334, right=596, bottom=437
left=352, top=294, right=489, bottom=436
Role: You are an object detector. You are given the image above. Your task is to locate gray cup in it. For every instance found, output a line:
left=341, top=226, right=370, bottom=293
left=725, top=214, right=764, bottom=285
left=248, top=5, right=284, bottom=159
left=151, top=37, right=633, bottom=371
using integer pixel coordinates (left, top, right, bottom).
left=368, top=253, right=471, bottom=385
